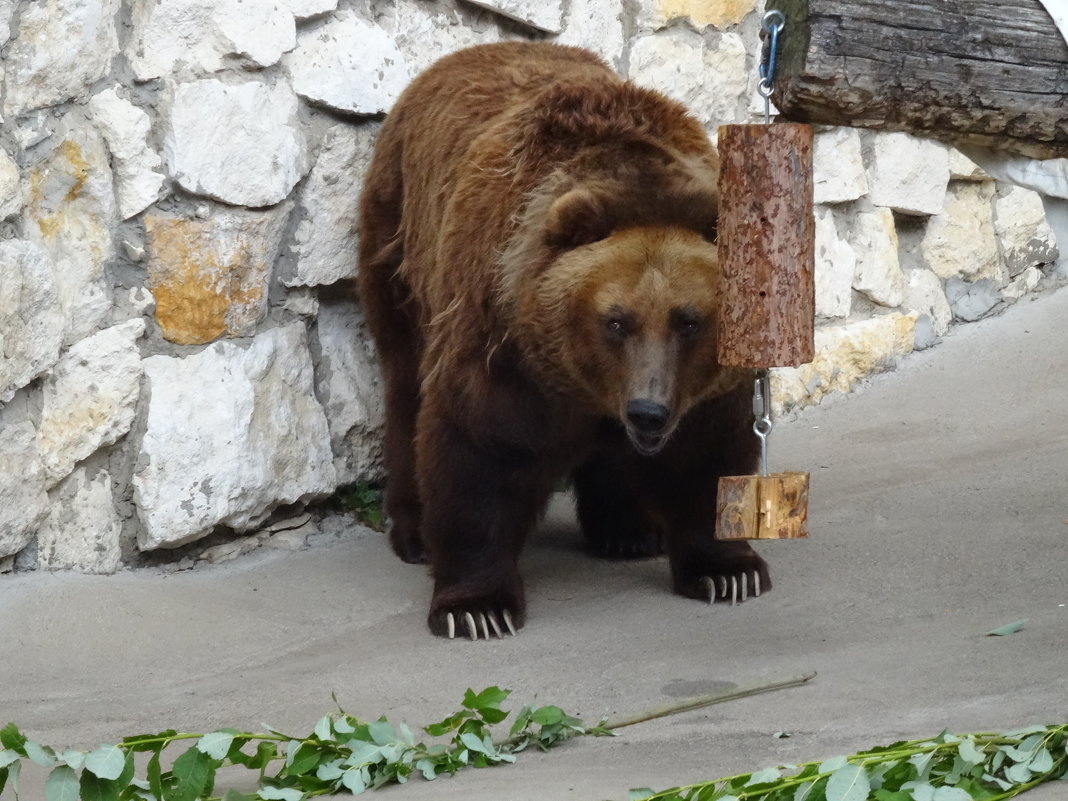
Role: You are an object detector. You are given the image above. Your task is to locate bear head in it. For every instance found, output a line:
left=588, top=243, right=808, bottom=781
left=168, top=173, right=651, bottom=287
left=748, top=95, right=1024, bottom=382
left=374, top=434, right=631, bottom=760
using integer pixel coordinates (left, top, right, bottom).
left=503, top=179, right=739, bottom=456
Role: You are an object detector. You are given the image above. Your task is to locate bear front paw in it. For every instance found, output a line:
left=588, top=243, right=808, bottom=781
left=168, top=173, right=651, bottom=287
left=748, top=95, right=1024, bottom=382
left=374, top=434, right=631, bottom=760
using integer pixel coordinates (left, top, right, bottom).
left=670, top=540, right=771, bottom=606
left=430, top=608, right=520, bottom=640
left=428, top=580, right=526, bottom=640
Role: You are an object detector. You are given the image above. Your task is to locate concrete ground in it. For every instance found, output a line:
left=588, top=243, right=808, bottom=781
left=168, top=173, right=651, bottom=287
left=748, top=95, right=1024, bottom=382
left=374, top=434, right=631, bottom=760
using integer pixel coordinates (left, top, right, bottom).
left=3, top=289, right=1067, bottom=801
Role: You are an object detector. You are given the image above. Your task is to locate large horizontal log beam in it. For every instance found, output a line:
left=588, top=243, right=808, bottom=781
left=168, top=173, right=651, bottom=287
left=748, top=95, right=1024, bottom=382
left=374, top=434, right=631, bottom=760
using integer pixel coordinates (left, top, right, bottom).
left=766, top=0, right=1068, bottom=158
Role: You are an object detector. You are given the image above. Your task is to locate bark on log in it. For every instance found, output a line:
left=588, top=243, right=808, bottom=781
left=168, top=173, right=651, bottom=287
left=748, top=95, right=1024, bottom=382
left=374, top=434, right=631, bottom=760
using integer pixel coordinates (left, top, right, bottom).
left=767, top=0, right=1068, bottom=158
left=717, top=123, right=814, bottom=369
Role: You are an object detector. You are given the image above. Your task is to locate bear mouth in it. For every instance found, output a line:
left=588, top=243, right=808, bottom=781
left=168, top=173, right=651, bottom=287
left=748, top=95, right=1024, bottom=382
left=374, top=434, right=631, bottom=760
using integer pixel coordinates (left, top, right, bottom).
left=627, top=428, right=668, bottom=456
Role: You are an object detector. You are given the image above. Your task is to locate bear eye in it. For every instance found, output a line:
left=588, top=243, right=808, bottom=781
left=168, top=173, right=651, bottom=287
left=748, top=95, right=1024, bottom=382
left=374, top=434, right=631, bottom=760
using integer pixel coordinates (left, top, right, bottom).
left=672, top=308, right=704, bottom=340
left=602, top=309, right=635, bottom=340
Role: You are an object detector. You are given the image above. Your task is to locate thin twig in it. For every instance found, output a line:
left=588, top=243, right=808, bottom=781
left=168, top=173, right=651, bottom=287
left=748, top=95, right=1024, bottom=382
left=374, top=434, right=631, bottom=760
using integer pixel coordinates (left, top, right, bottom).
left=603, top=672, right=817, bottom=731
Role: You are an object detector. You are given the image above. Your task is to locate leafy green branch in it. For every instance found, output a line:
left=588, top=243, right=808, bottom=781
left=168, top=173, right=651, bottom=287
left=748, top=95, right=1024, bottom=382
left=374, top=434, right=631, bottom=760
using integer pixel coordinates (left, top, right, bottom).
left=0, top=686, right=608, bottom=801
left=628, top=724, right=1068, bottom=801
left=1, top=677, right=1065, bottom=801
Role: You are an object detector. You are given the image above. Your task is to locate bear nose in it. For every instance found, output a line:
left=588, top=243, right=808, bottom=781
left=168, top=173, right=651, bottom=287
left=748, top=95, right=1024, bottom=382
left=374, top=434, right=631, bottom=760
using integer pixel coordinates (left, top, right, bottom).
left=626, top=399, right=669, bottom=434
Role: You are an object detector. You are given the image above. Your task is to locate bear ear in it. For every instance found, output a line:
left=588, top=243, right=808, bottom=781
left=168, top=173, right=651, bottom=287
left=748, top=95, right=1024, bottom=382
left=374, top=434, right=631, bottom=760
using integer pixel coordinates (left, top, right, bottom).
left=544, top=188, right=614, bottom=249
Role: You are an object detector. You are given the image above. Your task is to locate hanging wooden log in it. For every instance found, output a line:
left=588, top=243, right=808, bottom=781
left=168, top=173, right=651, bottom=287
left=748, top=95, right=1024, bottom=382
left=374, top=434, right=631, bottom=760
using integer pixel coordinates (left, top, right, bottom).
left=716, top=472, right=810, bottom=540
left=766, top=0, right=1068, bottom=159
left=716, top=122, right=814, bottom=369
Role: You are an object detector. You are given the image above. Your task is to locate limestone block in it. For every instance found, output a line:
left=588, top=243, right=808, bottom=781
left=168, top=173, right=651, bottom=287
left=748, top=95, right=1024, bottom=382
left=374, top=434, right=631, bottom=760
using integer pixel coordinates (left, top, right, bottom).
left=87, top=88, right=165, bottom=220
left=0, top=0, right=13, bottom=43
left=288, top=124, right=377, bottom=288
left=945, top=277, right=1001, bottom=322
left=315, top=300, right=386, bottom=484
left=285, top=0, right=338, bottom=18
left=0, top=241, right=63, bottom=403
left=948, top=148, right=989, bottom=181
left=384, top=2, right=499, bottom=76
left=0, top=147, right=23, bottom=220
left=994, top=186, right=1059, bottom=276
left=628, top=28, right=748, bottom=128
left=2, top=0, right=121, bottom=117
left=461, top=0, right=564, bottom=32
left=164, top=79, right=308, bottom=207
left=37, top=320, right=146, bottom=488
left=127, top=0, right=298, bottom=80
left=145, top=205, right=292, bottom=345
left=771, top=313, right=916, bottom=414
left=813, top=206, right=854, bottom=319
left=921, top=182, right=1001, bottom=281
left=133, top=324, right=337, bottom=549
left=813, top=127, right=868, bottom=204
left=556, top=0, right=626, bottom=68
left=37, top=466, right=122, bottom=573
left=865, top=132, right=949, bottom=216
left=1003, top=265, right=1043, bottom=300
left=849, top=207, right=905, bottom=307
left=903, top=268, right=952, bottom=336
left=0, top=421, right=49, bottom=559
left=285, top=11, right=410, bottom=115
left=25, top=123, right=116, bottom=346
left=637, top=0, right=758, bottom=29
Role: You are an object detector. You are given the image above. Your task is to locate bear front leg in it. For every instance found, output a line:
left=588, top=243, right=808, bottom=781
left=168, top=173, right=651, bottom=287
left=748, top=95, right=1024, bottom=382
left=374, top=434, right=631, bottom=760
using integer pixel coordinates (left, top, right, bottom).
left=416, top=412, right=553, bottom=640
left=657, top=385, right=772, bottom=605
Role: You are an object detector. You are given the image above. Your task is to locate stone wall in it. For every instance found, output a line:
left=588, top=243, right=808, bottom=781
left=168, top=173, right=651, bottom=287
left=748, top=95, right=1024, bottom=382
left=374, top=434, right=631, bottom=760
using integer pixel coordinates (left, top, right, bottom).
left=1, top=0, right=1064, bottom=573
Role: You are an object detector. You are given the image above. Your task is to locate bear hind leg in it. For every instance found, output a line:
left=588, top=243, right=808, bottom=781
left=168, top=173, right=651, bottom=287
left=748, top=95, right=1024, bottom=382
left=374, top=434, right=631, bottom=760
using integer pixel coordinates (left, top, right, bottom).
left=573, top=435, right=664, bottom=559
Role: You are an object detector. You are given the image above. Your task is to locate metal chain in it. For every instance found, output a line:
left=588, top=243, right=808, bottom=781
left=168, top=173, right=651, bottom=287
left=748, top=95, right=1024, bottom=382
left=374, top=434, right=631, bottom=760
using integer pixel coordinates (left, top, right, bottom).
left=757, top=10, right=785, bottom=125
left=752, top=370, right=773, bottom=476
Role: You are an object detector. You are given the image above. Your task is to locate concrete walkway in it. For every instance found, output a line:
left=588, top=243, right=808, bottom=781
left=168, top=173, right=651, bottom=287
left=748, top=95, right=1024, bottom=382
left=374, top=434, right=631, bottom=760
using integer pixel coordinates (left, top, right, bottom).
left=3, top=289, right=1067, bottom=801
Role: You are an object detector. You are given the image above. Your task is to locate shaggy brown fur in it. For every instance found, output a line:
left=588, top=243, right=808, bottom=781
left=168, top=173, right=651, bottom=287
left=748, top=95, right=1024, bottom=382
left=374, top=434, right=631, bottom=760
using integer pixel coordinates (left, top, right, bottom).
left=357, top=42, right=770, bottom=637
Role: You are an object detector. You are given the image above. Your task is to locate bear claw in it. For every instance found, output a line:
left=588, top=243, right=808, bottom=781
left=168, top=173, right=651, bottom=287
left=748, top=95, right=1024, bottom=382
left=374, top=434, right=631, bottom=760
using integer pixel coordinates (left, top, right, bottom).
left=444, top=610, right=517, bottom=640
left=701, top=570, right=762, bottom=606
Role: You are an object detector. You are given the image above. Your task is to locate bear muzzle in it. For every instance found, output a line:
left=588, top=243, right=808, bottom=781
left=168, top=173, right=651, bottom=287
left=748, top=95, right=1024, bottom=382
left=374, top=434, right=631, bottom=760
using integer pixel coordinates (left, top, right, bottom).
left=624, top=398, right=672, bottom=455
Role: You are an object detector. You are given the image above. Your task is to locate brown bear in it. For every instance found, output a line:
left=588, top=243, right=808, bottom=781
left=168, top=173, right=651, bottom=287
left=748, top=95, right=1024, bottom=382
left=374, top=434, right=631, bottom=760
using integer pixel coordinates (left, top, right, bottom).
left=357, top=41, right=769, bottom=640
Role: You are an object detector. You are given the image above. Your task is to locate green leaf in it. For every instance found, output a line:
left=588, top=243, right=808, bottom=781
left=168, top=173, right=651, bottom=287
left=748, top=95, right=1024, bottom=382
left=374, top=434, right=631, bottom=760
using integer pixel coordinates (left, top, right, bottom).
left=284, top=743, right=320, bottom=777
left=901, top=782, right=935, bottom=801
left=1004, top=762, right=1032, bottom=783
left=45, top=765, right=80, bottom=801
left=463, top=686, right=511, bottom=723
left=0, top=724, right=27, bottom=754
left=0, top=766, right=7, bottom=797
left=59, top=749, right=85, bottom=771
left=415, top=758, right=439, bottom=781
left=222, top=791, right=261, bottom=801
left=957, top=738, right=985, bottom=765
left=341, top=767, right=367, bottom=794
left=628, top=791, right=656, bottom=801
left=747, top=767, right=782, bottom=785
left=197, top=731, right=237, bottom=760
left=874, top=791, right=912, bottom=801
left=819, top=756, right=849, bottom=774
left=826, top=763, right=870, bottom=801
left=0, top=749, right=20, bottom=768
left=333, top=717, right=356, bottom=735
left=85, top=744, right=126, bottom=780
left=531, top=706, right=565, bottom=726
left=987, top=620, right=1026, bottom=636
left=314, top=715, right=333, bottom=741
left=316, top=758, right=345, bottom=781
left=460, top=732, right=493, bottom=756
left=79, top=770, right=122, bottom=801
left=5, top=760, right=19, bottom=797
left=932, top=788, right=972, bottom=800
left=367, top=719, right=397, bottom=746
left=166, top=746, right=214, bottom=801
left=147, top=751, right=163, bottom=799
left=25, top=740, right=56, bottom=767
left=1029, top=747, right=1054, bottom=773
left=257, top=788, right=304, bottom=801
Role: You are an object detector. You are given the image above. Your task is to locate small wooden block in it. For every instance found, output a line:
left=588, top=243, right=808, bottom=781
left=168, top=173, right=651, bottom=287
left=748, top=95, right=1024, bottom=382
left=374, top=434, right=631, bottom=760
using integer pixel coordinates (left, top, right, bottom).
left=715, top=472, right=809, bottom=540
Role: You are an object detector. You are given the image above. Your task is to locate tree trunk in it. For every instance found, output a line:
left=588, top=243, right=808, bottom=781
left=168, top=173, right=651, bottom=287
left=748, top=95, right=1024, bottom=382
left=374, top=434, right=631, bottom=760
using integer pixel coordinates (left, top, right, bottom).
left=767, top=0, right=1068, bottom=158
